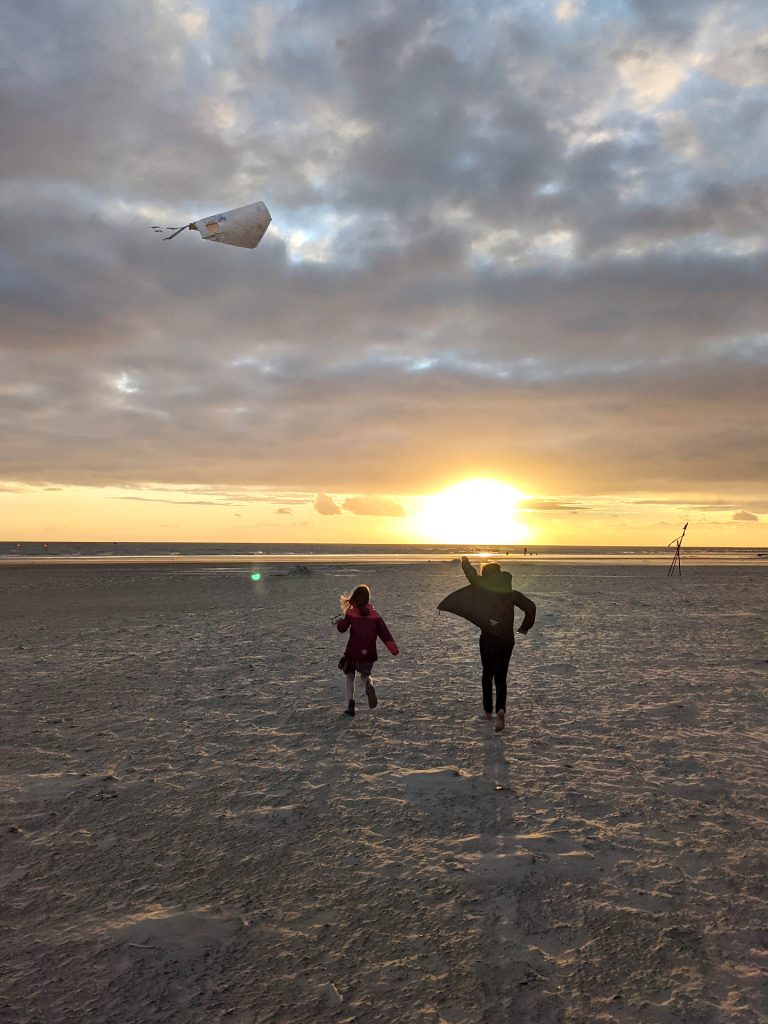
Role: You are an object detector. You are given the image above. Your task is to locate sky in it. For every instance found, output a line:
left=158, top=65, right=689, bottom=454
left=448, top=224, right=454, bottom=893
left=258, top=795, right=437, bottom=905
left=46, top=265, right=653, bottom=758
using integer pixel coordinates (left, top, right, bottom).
left=1, top=0, right=767, bottom=546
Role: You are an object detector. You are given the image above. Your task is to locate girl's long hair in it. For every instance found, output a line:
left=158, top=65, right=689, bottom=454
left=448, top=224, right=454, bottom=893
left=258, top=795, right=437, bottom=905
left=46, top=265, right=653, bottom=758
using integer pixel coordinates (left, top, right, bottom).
left=340, top=584, right=370, bottom=614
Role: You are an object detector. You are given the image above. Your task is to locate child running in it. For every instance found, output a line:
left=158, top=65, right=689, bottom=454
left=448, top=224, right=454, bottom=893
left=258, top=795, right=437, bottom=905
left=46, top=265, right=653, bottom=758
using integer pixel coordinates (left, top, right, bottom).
left=335, top=584, right=399, bottom=717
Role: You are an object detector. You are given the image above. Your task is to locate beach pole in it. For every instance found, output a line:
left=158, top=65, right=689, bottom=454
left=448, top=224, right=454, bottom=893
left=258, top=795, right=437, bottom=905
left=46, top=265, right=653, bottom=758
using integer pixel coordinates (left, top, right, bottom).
left=666, top=522, right=688, bottom=576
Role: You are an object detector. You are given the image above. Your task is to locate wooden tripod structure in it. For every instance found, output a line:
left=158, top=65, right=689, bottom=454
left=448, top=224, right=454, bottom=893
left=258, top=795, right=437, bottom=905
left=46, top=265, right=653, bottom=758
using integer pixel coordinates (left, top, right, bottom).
left=667, top=522, right=688, bottom=576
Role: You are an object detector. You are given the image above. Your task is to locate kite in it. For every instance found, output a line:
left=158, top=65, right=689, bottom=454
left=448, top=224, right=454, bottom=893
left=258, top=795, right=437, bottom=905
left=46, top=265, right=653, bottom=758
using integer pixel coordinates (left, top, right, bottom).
left=152, top=201, right=271, bottom=249
left=438, top=586, right=518, bottom=642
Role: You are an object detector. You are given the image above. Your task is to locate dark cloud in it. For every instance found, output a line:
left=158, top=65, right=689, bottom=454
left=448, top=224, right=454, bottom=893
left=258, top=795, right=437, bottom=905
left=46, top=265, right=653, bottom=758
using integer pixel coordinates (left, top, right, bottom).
left=627, top=0, right=723, bottom=44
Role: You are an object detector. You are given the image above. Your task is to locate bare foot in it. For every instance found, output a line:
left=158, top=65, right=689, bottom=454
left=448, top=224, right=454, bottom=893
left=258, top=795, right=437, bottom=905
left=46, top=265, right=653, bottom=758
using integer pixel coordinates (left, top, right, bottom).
left=495, top=711, right=505, bottom=732
left=483, top=713, right=493, bottom=721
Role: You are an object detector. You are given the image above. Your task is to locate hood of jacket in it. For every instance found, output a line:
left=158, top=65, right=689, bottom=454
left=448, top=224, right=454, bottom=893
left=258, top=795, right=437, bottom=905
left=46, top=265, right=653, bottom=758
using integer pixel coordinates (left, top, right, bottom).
left=346, top=603, right=380, bottom=619
left=478, top=571, right=513, bottom=594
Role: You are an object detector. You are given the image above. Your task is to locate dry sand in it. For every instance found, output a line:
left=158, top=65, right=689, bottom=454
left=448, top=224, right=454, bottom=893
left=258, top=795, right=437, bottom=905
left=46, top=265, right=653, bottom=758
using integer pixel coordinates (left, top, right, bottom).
left=1, top=559, right=766, bottom=1023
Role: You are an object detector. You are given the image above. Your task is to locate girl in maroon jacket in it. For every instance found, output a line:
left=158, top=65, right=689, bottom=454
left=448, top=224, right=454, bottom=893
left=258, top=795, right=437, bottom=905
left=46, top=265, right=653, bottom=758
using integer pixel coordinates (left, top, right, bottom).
left=335, top=584, right=399, bottom=717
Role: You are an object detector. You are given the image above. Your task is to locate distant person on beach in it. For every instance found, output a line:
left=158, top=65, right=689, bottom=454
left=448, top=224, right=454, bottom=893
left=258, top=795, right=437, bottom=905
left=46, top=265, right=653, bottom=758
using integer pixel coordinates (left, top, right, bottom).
left=335, top=584, right=399, bottom=717
left=461, top=556, right=536, bottom=732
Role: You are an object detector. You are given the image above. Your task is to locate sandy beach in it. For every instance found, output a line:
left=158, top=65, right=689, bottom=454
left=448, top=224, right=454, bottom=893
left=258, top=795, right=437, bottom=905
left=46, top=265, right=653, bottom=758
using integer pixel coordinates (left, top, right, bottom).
left=2, top=558, right=766, bottom=1023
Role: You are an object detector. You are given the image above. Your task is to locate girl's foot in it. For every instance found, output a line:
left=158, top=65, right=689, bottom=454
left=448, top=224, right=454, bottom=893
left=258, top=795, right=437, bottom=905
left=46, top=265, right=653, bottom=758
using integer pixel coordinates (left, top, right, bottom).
left=495, top=711, right=505, bottom=732
left=483, top=712, right=493, bottom=721
left=365, top=682, right=378, bottom=708
left=344, top=700, right=355, bottom=717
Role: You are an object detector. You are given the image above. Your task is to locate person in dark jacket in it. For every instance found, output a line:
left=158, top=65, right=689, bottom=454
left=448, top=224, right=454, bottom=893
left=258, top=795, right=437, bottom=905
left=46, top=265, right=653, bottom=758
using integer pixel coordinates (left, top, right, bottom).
left=461, top=556, right=536, bottom=732
left=335, top=584, right=399, bottom=717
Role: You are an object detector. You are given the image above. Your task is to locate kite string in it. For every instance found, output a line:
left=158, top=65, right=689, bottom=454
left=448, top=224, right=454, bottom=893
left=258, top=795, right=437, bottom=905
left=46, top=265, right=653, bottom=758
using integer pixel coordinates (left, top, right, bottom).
left=323, top=569, right=343, bottom=622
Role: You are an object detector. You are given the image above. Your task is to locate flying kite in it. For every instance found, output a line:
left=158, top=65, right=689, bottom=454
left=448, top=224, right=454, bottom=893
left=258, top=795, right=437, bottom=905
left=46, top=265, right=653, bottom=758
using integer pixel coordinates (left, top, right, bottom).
left=152, top=201, right=271, bottom=249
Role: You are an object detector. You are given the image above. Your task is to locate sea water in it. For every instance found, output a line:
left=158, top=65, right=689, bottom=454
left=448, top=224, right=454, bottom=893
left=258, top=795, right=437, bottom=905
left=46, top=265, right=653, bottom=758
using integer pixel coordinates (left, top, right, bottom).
left=0, top=541, right=765, bottom=565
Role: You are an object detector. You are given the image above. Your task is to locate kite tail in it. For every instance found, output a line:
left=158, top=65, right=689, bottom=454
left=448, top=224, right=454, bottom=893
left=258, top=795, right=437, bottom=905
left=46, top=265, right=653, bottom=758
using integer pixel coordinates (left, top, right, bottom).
left=150, top=224, right=195, bottom=240
left=162, top=224, right=195, bottom=241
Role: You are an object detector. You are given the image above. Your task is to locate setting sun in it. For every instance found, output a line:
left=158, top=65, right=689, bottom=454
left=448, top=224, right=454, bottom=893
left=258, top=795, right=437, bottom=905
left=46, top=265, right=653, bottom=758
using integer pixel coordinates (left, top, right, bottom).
left=415, top=478, right=532, bottom=545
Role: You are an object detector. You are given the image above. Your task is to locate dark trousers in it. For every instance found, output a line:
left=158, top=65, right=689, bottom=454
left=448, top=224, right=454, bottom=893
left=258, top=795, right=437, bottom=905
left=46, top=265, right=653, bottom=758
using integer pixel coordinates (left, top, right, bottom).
left=479, top=632, right=514, bottom=713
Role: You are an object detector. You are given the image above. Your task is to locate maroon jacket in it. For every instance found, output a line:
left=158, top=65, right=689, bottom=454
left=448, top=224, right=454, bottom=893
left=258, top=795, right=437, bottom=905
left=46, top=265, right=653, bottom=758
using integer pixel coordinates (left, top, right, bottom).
left=336, top=604, right=399, bottom=662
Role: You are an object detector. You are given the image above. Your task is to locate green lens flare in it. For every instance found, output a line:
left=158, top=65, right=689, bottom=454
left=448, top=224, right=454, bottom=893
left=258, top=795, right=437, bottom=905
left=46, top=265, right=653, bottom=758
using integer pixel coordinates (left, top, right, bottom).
left=251, top=572, right=262, bottom=581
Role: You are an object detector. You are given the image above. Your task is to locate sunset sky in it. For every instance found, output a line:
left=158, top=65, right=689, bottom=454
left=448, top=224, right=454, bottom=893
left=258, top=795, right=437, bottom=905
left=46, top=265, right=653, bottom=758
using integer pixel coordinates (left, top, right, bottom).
left=1, top=0, right=766, bottom=546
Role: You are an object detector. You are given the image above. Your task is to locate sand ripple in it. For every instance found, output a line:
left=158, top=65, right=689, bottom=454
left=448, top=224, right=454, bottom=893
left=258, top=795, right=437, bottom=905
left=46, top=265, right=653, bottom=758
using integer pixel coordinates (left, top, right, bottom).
left=1, top=560, right=766, bottom=1023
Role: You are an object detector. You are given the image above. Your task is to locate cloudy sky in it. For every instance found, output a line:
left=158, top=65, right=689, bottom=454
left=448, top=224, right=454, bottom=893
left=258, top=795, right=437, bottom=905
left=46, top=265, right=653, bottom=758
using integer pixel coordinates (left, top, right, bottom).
left=1, top=0, right=767, bottom=545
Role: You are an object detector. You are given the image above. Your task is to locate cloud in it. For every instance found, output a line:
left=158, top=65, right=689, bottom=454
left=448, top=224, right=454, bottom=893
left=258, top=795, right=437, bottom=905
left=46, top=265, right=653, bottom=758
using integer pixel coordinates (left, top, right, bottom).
left=554, top=1, right=583, bottom=24
left=732, top=510, right=758, bottom=521
left=109, top=496, right=242, bottom=506
left=519, top=499, right=589, bottom=511
left=277, top=507, right=292, bottom=515
left=314, top=493, right=342, bottom=515
left=342, top=496, right=406, bottom=517
left=1, top=0, right=767, bottom=522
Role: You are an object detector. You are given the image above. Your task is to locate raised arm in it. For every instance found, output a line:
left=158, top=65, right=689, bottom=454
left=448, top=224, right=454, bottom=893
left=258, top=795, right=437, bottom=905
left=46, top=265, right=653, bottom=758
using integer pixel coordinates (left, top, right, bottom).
left=511, top=591, right=536, bottom=633
left=335, top=615, right=351, bottom=633
left=461, top=555, right=480, bottom=586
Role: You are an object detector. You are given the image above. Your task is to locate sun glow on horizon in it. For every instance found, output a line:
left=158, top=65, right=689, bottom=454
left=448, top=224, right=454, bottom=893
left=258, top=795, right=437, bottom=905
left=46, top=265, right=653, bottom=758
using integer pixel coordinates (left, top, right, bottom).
left=415, top=478, right=532, bottom=545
